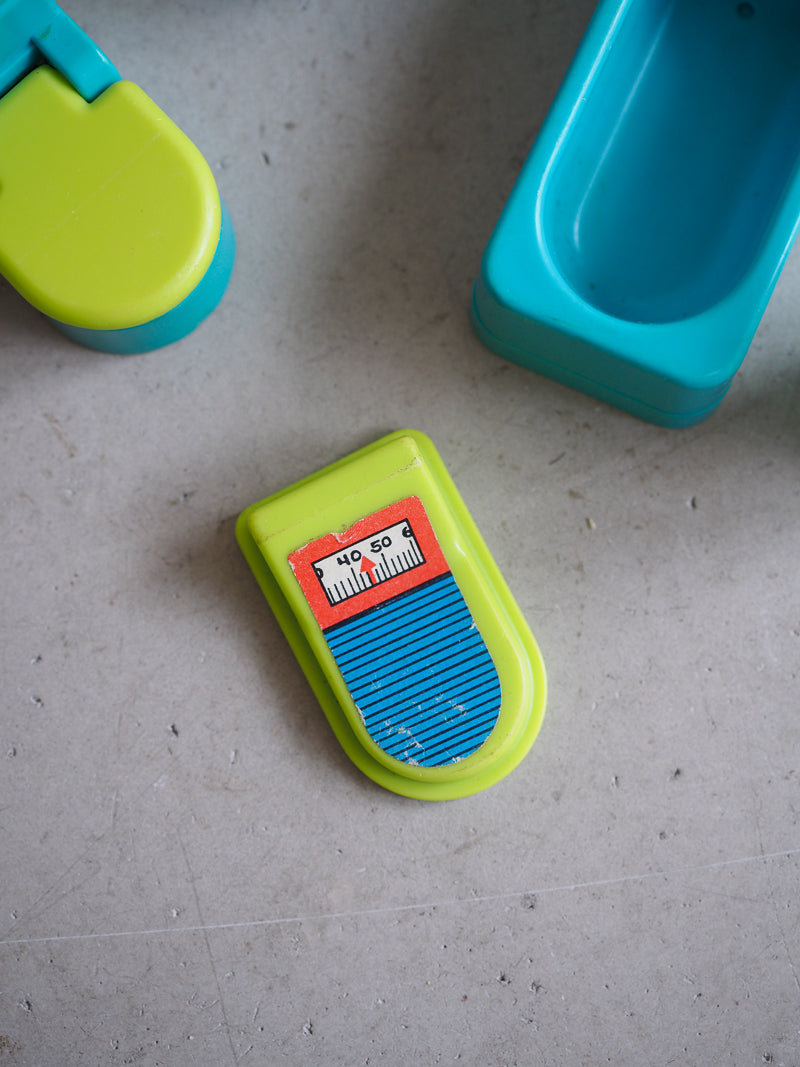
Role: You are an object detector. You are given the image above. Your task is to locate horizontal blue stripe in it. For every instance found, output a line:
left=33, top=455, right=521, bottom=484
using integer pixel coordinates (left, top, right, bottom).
left=324, top=572, right=501, bottom=767
left=360, top=662, right=500, bottom=729
left=411, top=727, right=499, bottom=767
left=375, top=681, right=501, bottom=739
left=423, top=726, right=500, bottom=765
left=329, top=601, right=468, bottom=672
left=383, top=684, right=502, bottom=744
left=325, top=573, right=460, bottom=651
left=383, top=714, right=501, bottom=766
left=354, top=644, right=492, bottom=716
left=345, top=626, right=487, bottom=694
left=380, top=699, right=501, bottom=760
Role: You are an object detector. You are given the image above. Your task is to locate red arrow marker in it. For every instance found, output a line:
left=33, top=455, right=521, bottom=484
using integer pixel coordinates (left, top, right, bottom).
left=360, top=556, right=378, bottom=584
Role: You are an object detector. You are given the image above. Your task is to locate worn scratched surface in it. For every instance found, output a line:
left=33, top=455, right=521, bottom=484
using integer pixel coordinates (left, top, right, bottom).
left=2, top=1, right=800, bottom=1064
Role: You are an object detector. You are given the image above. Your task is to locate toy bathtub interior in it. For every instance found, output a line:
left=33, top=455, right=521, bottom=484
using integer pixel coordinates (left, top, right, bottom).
left=472, top=0, right=800, bottom=426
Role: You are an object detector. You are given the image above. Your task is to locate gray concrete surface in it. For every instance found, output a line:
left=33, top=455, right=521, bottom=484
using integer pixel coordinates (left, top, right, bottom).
left=2, top=1, right=799, bottom=1064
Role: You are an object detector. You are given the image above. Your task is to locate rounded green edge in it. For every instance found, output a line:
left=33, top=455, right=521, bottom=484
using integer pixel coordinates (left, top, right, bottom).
left=235, top=430, right=547, bottom=800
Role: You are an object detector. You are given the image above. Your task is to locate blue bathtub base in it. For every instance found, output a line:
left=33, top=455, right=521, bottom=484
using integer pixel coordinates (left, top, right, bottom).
left=472, top=0, right=800, bottom=428
left=471, top=282, right=733, bottom=429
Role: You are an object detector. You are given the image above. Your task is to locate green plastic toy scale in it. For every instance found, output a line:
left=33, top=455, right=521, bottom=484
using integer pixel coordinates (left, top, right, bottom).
left=236, top=431, right=546, bottom=800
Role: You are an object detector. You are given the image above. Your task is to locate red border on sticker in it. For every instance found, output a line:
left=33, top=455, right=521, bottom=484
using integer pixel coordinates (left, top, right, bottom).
left=289, top=496, right=450, bottom=629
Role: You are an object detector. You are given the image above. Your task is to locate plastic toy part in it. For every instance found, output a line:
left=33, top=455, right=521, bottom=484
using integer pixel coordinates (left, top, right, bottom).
left=236, top=431, right=547, bottom=801
left=0, top=0, right=119, bottom=99
left=51, top=202, right=236, bottom=355
left=472, top=0, right=800, bottom=427
left=0, top=2, right=233, bottom=353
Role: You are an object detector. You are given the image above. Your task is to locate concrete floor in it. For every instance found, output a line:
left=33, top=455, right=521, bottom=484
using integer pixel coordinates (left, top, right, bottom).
left=2, top=1, right=800, bottom=1064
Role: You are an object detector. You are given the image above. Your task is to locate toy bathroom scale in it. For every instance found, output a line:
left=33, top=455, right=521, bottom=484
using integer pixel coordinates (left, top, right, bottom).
left=472, top=0, right=800, bottom=426
left=0, top=0, right=234, bottom=353
left=236, top=431, right=546, bottom=800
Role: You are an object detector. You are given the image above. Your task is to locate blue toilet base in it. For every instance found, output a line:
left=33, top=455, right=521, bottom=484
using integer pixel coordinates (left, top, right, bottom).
left=51, top=199, right=235, bottom=355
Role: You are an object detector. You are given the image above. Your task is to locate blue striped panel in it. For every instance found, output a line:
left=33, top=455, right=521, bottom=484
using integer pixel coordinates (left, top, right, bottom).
left=324, top=573, right=501, bottom=767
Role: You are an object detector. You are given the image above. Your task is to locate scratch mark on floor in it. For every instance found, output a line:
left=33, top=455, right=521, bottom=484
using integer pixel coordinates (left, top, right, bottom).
left=177, top=828, right=239, bottom=1066
left=1, top=845, right=798, bottom=949
left=42, top=411, right=77, bottom=458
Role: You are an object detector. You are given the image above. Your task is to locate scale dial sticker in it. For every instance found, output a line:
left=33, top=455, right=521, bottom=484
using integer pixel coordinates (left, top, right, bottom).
left=289, top=497, right=502, bottom=767
left=312, top=516, right=426, bottom=607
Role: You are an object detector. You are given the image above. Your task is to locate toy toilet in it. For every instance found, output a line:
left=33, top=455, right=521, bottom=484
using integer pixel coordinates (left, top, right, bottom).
left=0, top=0, right=234, bottom=353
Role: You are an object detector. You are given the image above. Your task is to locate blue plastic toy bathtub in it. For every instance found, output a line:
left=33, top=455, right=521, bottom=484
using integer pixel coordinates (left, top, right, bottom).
left=472, top=0, right=800, bottom=426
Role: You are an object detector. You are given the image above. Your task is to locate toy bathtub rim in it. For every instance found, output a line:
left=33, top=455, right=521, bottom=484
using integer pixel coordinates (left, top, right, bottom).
left=472, top=0, right=800, bottom=426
